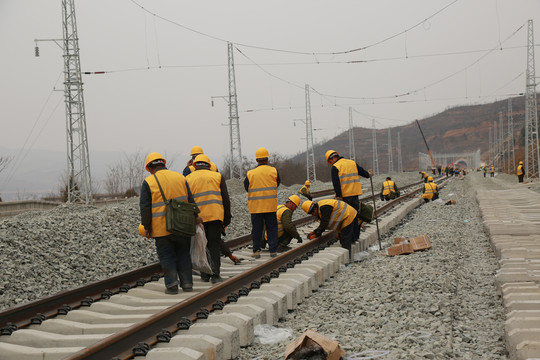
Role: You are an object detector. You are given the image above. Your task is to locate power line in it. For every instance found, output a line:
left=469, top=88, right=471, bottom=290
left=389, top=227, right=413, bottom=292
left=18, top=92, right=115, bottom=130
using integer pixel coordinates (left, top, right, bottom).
left=128, top=0, right=458, bottom=56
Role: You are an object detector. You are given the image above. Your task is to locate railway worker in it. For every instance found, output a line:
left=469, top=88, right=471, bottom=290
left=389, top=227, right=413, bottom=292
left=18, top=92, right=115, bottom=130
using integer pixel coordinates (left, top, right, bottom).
left=140, top=152, right=201, bottom=294
left=483, top=166, right=487, bottom=178
left=302, top=199, right=358, bottom=257
left=419, top=171, right=429, bottom=183
left=186, top=154, right=231, bottom=283
left=490, top=165, right=495, bottom=177
left=517, top=161, right=525, bottom=183
left=298, top=180, right=313, bottom=200
left=325, top=150, right=372, bottom=243
left=183, top=145, right=218, bottom=176
left=421, top=176, right=439, bottom=202
left=274, top=195, right=303, bottom=252
left=244, top=147, right=280, bottom=258
left=380, top=177, right=400, bottom=201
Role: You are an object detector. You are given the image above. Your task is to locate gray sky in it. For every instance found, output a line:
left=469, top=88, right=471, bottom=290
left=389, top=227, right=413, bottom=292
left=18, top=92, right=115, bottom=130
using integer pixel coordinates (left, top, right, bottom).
left=1, top=0, right=539, bottom=197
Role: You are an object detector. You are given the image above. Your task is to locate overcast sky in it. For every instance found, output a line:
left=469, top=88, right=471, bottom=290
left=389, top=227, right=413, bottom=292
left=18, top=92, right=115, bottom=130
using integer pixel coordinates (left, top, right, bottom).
left=1, top=0, right=539, bottom=196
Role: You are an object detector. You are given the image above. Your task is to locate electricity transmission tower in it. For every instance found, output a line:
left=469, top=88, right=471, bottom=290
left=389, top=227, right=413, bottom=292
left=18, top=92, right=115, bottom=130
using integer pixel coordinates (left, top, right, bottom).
left=348, top=107, right=356, bottom=162
left=36, top=0, right=93, bottom=204
left=499, top=112, right=504, bottom=171
left=525, top=19, right=539, bottom=179
left=507, top=99, right=516, bottom=172
left=227, top=42, right=243, bottom=179
left=372, top=120, right=379, bottom=176
left=305, top=85, right=316, bottom=182
left=397, top=132, right=403, bottom=172
left=489, top=127, right=493, bottom=165
left=387, top=128, right=393, bottom=172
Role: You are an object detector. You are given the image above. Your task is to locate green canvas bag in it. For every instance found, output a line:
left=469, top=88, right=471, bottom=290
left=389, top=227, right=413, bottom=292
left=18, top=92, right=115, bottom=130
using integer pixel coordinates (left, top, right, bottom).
left=358, top=202, right=374, bottom=223
left=154, top=174, right=199, bottom=237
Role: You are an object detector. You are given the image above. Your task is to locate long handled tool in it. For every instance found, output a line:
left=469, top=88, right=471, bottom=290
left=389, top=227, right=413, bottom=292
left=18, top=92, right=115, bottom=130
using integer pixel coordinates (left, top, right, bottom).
left=369, top=176, right=382, bottom=250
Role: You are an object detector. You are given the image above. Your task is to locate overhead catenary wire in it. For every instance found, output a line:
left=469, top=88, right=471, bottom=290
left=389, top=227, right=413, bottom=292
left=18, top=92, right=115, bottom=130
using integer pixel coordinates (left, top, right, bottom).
left=128, top=0, right=459, bottom=56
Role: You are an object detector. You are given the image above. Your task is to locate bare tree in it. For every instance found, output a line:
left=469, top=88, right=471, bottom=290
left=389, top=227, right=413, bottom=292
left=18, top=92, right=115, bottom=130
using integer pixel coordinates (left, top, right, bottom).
left=103, top=151, right=146, bottom=197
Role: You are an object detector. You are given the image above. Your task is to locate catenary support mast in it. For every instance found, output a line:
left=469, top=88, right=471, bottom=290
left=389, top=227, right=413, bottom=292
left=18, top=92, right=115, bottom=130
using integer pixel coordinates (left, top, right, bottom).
left=397, top=132, right=403, bottom=172
left=305, top=85, right=316, bottom=182
left=227, top=42, right=243, bottom=179
left=525, top=19, right=539, bottom=179
left=508, top=99, right=516, bottom=172
left=387, top=128, right=393, bottom=172
left=62, top=0, right=92, bottom=204
left=348, top=107, right=356, bottom=162
left=372, top=119, right=379, bottom=176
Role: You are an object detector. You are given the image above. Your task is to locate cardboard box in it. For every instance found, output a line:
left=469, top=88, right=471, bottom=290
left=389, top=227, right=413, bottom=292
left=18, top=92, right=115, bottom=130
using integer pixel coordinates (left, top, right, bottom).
left=285, top=329, right=345, bottom=360
left=394, top=237, right=407, bottom=244
left=387, top=243, right=413, bottom=256
left=409, top=235, right=431, bottom=251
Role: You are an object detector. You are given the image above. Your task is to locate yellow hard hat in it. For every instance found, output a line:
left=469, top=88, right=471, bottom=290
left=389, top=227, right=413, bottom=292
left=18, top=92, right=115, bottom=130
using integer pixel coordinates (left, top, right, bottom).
left=520, top=161, right=523, bottom=164
left=325, top=150, right=338, bottom=163
left=302, top=200, right=314, bottom=214
left=145, top=152, right=166, bottom=171
left=256, top=147, right=269, bottom=159
left=304, top=180, right=311, bottom=186
left=190, top=145, right=204, bottom=156
left=287, top=195, right=301, bottom=208
left=193, top=154, right=211, bottom=167
left=138, top=224, right=145, bottom=236
left=427, top=176, right=433, bottom=182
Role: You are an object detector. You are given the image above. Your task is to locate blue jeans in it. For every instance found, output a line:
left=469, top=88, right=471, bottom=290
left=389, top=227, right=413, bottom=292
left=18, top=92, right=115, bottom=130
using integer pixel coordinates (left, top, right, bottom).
left=155, top=234, right=193, bottom=289
left=342, top=196, right=360, bottom=242
left=251, top=212, right=278, bottom=253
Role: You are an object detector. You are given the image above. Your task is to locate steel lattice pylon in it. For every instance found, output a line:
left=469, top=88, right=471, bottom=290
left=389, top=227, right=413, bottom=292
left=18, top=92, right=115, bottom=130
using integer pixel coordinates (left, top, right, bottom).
left=499, top=112, right=504, bottom=171
left=488, top=127, right=493, bottom=166
left=227, top=42, right=243, bottom=179
left=348, top=107, right=355, bottom=162
left=372, top=119, right=379, bottom=176
left=62, top=0, right=92, bottom=204
left=507, top=99, right=516, bottom=172
left=305, top=85, right=316, bottom=182
left=387, top=128, right=393, bottom=172
left=525, top=19, right=539, bottom=179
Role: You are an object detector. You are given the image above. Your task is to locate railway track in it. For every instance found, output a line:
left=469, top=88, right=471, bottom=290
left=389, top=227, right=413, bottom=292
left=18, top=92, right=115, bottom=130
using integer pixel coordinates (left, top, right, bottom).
left=0, top=176, right=447, bottom=360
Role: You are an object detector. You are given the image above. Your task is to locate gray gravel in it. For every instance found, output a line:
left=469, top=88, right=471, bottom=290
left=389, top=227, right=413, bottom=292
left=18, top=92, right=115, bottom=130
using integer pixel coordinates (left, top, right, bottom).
left=239, top=172, right=508, bottom=360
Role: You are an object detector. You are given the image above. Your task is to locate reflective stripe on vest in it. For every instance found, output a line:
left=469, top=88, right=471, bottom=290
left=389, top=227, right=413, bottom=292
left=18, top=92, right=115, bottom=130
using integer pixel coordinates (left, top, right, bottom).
left=186, top=170, right=224, bottom=222
left=318, top=199, right=357, bottom=231
left=382, top=181, right=395, bottom=196
left=145, top=170, right=189, bottom=237
left=247, top=165, right=278, bottom=213
left=333, top=158, right=362, bottom=196
left=423, top=183, right=437, bottom=199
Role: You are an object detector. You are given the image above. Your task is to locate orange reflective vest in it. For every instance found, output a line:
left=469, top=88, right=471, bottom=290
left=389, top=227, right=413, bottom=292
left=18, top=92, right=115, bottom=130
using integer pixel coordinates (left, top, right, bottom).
left=186, top=169, right=224, bottom=222
left=333, top=158, right=362, bottom=197
left=317, top=199, right=357, bottom=231
left=246, top=165, right=278, bottom=214
left=145, top=170, right=189, bottom=237
left=382, top=180, right=395, bottom=196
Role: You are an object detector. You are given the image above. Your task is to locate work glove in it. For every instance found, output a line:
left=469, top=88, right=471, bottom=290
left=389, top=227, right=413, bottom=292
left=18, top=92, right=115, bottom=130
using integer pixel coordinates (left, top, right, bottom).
left=295, top=237, right=303, bottom=244
left=229, top=254, right=242, bottom=265
left=307, top=232, right=317, bottom=240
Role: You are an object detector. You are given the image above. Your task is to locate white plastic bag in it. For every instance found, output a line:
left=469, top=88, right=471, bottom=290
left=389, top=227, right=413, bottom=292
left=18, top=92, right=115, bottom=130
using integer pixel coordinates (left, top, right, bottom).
left=190, top=224, right=213, bottom=274
left=254, top=324, right=292, bottom=344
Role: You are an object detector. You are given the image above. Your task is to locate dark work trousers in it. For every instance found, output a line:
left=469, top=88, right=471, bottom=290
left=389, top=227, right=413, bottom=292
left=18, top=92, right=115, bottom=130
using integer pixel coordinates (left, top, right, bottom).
left=342, top=195, right=360, bottom=242
left=278, top=232, right=294, bottom=247
left=339, top=222, right=355, bottom=259
left=201, top=220, right=222, bottom=279
left=251, top=212, right=278, bottom=253
left=155, top=234, right=193, bottom=290
left=518, top=174, right=524, bottom=183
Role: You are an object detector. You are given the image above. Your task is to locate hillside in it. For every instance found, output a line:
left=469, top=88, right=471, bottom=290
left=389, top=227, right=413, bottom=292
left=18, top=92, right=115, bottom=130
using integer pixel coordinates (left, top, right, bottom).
left=282, top=95, right=537, bottom=184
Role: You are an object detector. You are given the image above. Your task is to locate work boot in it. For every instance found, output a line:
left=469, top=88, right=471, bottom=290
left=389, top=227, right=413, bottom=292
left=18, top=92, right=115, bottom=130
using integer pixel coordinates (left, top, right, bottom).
left=277, top=245, right=291, bottom=253
left=165, top=285, right=178, bottom=295
left=211, top=275, right=223, bottom=284
left=182, top=286, right=193, bottom=292
left=270, top=253, right=277, bottom=258
left=252, top=251, right=261, bottom=259
left=200, top=274, right=210, bottom=282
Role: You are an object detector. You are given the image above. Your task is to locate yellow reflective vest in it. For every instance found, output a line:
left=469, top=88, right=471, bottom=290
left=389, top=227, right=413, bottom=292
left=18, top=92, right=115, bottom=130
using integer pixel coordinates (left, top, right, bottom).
left=422, top=182, right=438, bottom=200
left=186, top=169, right=224, bottom=222
left=382, top=180, right=395, bottom=196
left=145, top=170, right=189, bottom=237
left=246, top=165, right=278, bottom=214
left=266, top=204, right=289, bottom=240
left=317, top=199, right=357, bottom=231
left=333, top=158, right=362, bottom=197
left=490, top=166, right=495, bottom=173
left=517, top=165, right=524, bottom=176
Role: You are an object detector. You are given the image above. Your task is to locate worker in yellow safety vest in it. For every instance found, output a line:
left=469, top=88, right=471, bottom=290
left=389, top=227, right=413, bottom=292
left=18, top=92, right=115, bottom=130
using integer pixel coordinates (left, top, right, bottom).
left=490, top=165, right=495, bottom=177
left=517, top=161, right=525, bottom=183
left=140, top=152, right=201, bottom=294
left=244, top=147, right=280, bottom=258
left=419, top=171, right=429, bottom=183
left=270, top=195, right=303, bottom=253
left=302, top=199, right=358, bottom=257
left=421, top=176, right=439, bottom=202
left=298, top=180, right=313, bottom=200
left=186, top=154, right=231, bottom=283
left=483, top=166, right=487, bottom=178
left=183, top=145, right=218, bottom=176
left=380, top=177, right=400, bottom=201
